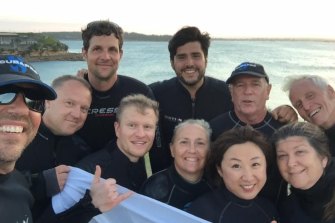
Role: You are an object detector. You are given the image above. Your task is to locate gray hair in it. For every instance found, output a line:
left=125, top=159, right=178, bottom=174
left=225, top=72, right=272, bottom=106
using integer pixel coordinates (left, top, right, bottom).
left=282, top=74, right=329, bottom=93
left=171, top=119, right=212, bottom=143
left=272, top=122, right=331, bottom=163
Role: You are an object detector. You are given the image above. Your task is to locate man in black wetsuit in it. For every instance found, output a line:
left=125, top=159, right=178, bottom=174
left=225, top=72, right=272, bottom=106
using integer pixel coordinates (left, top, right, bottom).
left=0, top=55, right=56, bottom=223
left=76, top=20, right=155, bottom=153
left=16, top=75, right=93, bottom=221
left=70, top=94, right=159, bottom=222
left=209, top=61, right=287, bottom=206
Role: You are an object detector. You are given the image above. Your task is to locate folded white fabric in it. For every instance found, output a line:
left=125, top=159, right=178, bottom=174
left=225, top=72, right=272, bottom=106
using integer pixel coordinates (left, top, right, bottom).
left=90, top=188, right=210, bottom=223
left=52, top=166, right=95, bottom=214
left=52, top=167, right=209, bottom=223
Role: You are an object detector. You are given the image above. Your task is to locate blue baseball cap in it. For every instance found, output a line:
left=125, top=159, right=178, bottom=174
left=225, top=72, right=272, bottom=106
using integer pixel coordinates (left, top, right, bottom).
left=226, top=62, right=269, bottom=84
left=0, top=55, right=56, bottom=100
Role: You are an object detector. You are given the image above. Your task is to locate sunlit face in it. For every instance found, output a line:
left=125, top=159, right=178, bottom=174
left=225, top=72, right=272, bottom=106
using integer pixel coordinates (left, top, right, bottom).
left=0, top=94, right=41, bottom=173
left=170, top=124, right=209, bottom=182
left=217, top=142, right=267, bottom=200
left=171, top=41, right=206, bottom=88
left=230, top=76, right=271, bottom=122
left=289, top=79, right=335, bottom=129
left=82, top=34, right=123, bottom=82
left=115, top=106, right=157, bottom=162
left=276, top=136, right=328, bottom=190
left=43, top=80, right=91, bottom=135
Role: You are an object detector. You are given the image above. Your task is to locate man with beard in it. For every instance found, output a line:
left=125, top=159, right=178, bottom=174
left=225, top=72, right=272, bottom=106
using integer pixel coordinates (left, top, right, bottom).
left=149, top=27, right=232, bottom=172
left=149, top=26, right=297, bottom=173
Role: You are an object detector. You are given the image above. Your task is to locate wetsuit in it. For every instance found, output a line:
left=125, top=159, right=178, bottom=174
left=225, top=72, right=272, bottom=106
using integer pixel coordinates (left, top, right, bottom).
left=0, top=170, right=34, bottom=223
left=15, top=122, right=91, bottom=221
left=279, top=159, right=335, bottom=223
left=140, top=165, right=213, bottom=210
left=325, top=125, right=335, bottom=156
left=76, top=140, right=147, bottom=192
left=149, top=76, right=232, bottom=172
left=53, top=140, right=149, bottom=223
left=210, top=110, right=283, bottom=141
left=209, top=110, right=286, bottom=206
left=188, top=186, right=279, bottom=223
left=77, top=74, right=154, bottom=152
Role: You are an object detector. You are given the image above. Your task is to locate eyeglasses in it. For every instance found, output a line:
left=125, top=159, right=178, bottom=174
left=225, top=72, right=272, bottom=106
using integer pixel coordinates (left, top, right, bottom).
left=0, top=92, right=45, bottom=113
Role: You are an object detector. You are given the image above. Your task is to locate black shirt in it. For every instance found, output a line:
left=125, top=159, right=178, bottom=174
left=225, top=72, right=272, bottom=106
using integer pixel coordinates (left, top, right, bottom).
left=188, top=186, right=279, bottom=223
left=140, top=165, right=213, bottom=210
left=78, top=75, right=154, bottom=151
left=76, top=140, right=147, bottom=192
left=15, top=122, right=91, bottom=221
left=0, top=170, right=34, bottom=223
left=279, top=159, right=335, bottom=223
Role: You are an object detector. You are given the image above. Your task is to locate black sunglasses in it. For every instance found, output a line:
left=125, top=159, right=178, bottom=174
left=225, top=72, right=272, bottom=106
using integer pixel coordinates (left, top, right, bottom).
left=0, top=92, right=45, bottom=113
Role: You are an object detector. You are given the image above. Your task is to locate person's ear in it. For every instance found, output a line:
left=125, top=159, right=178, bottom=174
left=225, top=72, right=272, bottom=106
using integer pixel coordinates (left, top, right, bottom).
left=170, top=143, right=175, bottom=158
left=322, top=156, right=328, bottom=168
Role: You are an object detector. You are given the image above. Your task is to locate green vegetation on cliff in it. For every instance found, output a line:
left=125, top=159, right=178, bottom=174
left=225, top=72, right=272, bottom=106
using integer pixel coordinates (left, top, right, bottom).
left=42, top=32, right=172, bottom=41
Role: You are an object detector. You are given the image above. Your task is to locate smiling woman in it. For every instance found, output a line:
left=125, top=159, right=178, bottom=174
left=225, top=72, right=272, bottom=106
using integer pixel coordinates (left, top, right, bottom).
left=272, top=122, right=335, bottom=223
left=140, top=119, right=213, bottom=211
left=188, top=126, right=279, bottom=223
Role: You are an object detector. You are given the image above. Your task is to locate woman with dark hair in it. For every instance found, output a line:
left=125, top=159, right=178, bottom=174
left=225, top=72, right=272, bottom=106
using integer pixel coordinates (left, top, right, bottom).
left=272, top=122, right=335, bottom=223
left=188, top=126, right=279, bottom=223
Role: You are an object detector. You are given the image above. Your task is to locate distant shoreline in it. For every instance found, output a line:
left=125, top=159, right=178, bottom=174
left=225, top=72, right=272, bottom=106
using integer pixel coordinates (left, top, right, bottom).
left=25, top=53, right=83, bottom=62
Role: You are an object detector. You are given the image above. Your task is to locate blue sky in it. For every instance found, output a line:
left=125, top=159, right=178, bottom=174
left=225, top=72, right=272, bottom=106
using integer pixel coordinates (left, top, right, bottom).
left=1, top=0, right=334, bottom=39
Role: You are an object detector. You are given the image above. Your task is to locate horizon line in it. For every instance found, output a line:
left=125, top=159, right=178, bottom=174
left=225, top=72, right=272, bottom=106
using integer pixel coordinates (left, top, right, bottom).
left=0, top=30, right=334, bottom=42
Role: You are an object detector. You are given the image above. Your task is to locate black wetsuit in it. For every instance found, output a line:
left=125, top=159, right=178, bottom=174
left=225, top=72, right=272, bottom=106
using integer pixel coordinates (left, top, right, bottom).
left=325, top=125, right=335, bottom=156
left=76, top=140, right=147, bottom=192
left=77, top=75, right=154, bottom=152
left=210, top=110, right=283, bottom=141
left=149, top=76, right=232, bottom=172
left=279, top=159, right=335, bottom=223
left=0, top=170, right=34, bottom=223
left=53, top=140, right=149, bottom=223
left=209, top=110, right=286, bottom=206
left=188, top=186, right=279, bottom=223
left=140, top=165, right=213, bottom=211
left=15, top=122, right=91, bottom=221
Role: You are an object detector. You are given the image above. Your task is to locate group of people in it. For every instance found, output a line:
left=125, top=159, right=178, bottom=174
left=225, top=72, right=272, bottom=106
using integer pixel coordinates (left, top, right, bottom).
left=1, top=19, right=335, bottom=223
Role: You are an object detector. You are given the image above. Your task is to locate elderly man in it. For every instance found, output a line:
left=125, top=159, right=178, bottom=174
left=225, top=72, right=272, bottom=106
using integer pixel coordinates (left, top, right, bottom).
left=0, top=54, right=56, bottom=222
left=209, top=62, right=287, bottom=206
left=283, top=74, right=335, bottom=155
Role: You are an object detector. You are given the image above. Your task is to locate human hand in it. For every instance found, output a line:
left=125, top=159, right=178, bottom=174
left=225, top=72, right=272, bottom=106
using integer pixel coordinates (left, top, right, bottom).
left=55, top=165, right=71, bottom=191
left=90, top=165, right=133, bottom=212
left=271, top=104, right=298, bottom=123
left=76, top=68, right=88, bottom=78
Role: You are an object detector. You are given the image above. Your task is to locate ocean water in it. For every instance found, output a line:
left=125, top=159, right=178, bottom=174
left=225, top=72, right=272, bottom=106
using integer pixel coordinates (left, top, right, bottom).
left=31, top=40, right=335, bottom=109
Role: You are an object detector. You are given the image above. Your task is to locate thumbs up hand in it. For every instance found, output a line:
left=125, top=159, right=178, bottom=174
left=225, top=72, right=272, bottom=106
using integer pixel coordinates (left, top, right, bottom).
left=90, top=165, right=133, bottom=212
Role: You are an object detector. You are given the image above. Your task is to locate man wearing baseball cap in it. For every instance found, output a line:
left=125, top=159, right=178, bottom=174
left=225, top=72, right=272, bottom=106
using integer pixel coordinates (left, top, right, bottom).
left=0, top=54, right=56, bottom=222
left=210, top=61, right=287, bottom=207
